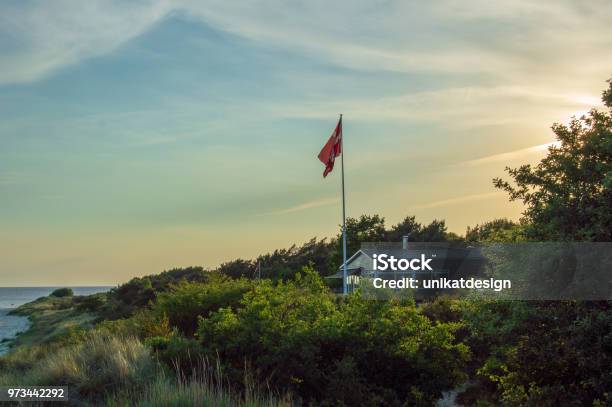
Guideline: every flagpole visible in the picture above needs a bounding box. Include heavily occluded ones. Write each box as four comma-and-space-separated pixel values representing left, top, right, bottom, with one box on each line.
340, 114, 348, 295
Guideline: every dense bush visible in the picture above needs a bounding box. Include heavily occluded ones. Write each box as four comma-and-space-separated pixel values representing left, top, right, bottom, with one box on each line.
103, 277, 156, 318
420, 297, 465, 324
147, 334, 204, 373
456, 301, 612, 406
481, 303, 611, 406
97, 309, 173, 340
74, 293, 107, 312
3, 263, 609, 407
465, 218, 524, 242
103, 268, 233, 319
197, 267, 469, 406
155, 275, 254, 336
50, 287, 74, 297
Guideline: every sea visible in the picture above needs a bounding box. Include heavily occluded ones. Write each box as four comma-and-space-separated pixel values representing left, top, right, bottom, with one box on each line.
0, 286, 111, 355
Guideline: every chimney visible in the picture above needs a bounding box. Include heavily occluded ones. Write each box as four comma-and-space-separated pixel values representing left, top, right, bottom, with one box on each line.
402, 235, 410, 250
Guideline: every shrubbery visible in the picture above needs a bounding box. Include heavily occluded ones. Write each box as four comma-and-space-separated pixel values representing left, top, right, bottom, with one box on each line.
50, 287, 73, 297
96, 309, 173, 340
197, 267, 469, 406
3, 265, 610, 406
74, 292, 106, 312
478, 303, 611, 406
449, 301, 612, 406
154, 274, 254, 336
147, 335, 204, 373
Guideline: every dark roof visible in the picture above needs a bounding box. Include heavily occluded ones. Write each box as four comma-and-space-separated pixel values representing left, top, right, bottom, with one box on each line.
337, 243, 483, 270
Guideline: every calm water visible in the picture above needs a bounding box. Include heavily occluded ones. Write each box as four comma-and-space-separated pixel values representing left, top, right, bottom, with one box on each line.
0, 286, 111, 355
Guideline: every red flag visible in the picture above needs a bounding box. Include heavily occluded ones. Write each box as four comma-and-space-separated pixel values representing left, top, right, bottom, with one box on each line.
318, 117, 342, 177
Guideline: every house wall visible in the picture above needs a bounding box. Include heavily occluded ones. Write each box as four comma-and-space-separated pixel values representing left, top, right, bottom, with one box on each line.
347, 253, 372, 271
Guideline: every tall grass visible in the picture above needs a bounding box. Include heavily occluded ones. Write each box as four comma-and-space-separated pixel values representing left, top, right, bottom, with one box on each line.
0, 335, 290, 406
107, 363, 291, 407
34, 334, 155, 400
0, 334, 155, 404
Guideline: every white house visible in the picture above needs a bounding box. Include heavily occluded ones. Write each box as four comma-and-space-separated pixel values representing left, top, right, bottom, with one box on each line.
326, 236, 483, 294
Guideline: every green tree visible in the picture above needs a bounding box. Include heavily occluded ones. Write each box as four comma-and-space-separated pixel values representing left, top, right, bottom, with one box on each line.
386, 216, 453, 242
217, 259, 255, 279
493, 78, 612, 241
332, 214, 386, 269
333, 215, 458, 270
465, 218, 524, 242
254, 237, 335, 279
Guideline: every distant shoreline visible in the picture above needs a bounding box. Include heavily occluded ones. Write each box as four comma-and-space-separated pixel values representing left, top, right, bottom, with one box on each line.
0, 287, 111, 355
0, 310, 30, 355
0, 287, 112, 309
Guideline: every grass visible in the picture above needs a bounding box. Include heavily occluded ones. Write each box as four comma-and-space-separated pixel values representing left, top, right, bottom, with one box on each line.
10, 295, 74, 315
0, 333, 290, 407
107, 363, 291, 407
1, 292, 290, 406
8, 295, 98, 348
0, 334, 154, 400
1, 292, 289, 407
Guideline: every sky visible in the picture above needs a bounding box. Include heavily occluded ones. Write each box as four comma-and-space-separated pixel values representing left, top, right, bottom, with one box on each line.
1, 0, 611, 286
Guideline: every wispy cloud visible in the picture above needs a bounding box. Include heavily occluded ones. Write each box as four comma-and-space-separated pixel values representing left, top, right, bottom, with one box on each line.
262, 197, 339, 216
1, 0, 611, 89
0, 0, 172, 84
460, 141, 561, 167
409, 192, 505, 210
262, 85, 603, 129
